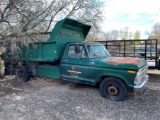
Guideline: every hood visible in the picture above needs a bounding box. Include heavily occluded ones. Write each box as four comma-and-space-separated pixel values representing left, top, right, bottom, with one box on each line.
94, 57, 147, 70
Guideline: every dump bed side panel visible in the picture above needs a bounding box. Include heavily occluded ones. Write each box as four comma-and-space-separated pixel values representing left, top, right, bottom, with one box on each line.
27, 42, 57, 62
41, 43, 57, 61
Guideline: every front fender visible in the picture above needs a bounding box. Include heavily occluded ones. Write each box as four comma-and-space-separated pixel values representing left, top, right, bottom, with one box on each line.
89, 67, 137, 91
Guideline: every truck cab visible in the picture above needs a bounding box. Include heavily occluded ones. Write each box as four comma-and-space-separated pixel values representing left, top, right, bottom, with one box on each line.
61, 42, 112, 84
59, 42, 148, 101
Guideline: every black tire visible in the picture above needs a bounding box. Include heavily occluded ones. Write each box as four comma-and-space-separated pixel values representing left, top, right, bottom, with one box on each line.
100, 77, 127, 101
16, 65, 29, 82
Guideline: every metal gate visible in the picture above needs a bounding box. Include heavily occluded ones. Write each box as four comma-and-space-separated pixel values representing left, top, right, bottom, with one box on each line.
96, 39, 160, 69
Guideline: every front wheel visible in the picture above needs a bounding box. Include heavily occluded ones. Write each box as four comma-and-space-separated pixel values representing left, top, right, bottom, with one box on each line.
100, 77, 127, 101
16, 65, 29, 82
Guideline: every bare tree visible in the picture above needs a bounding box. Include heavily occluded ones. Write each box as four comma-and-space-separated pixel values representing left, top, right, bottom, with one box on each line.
0, 0, 104, 47
119, 27, 130, 40
149, 22, 160, 44
103, 30, 119, 40
151, 23, 160, 35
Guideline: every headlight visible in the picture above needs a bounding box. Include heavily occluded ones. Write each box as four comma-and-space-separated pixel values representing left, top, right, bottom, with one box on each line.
134, 71, 140, 85
134, 65, 148, 85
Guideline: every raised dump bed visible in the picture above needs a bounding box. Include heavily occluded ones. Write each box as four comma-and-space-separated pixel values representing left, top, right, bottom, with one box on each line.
16, 18, 91, 62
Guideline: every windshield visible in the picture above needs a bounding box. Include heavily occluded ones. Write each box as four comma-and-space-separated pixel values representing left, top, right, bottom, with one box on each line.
86, 44, 111, 58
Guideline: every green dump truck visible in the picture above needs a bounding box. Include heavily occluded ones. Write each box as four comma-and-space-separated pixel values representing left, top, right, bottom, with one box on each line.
5, 18, 148, 101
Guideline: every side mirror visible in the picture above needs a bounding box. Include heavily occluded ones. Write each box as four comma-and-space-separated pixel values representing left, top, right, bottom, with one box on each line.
74, 44, 80, 54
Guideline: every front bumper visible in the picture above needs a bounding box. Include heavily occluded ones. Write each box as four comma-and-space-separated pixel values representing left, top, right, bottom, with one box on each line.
133, 74, 149, 91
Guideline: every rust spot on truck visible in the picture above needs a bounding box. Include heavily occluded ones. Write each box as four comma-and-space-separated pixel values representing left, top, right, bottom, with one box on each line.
107, 57, 140, 66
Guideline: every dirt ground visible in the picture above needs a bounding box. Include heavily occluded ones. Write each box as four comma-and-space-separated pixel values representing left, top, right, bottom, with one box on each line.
0, 70, 160, 120
0, 70, 159, 98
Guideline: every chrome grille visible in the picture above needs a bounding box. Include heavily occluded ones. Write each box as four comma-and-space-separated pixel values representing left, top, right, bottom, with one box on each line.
138, 65, 148, 83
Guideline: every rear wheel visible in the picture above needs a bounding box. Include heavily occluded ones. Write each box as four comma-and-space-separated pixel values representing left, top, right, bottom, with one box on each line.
100, 77, 127, 101
16, 65, 29, 82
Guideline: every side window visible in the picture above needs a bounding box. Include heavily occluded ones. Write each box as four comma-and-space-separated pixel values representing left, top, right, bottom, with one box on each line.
67, 45, 86, 58
81, 46, 86, 58
87, 45, 96, 58
67, 46, 76, 58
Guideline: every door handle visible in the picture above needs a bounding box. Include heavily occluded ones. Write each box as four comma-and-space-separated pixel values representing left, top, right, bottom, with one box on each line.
64, 60, 68, 62
90, 62, 95, 65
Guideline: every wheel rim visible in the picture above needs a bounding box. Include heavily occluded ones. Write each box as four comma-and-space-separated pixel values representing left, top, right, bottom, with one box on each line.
107, 85, 119, 96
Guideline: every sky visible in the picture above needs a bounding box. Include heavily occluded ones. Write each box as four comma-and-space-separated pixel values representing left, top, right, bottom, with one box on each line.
102, 0, 160, 39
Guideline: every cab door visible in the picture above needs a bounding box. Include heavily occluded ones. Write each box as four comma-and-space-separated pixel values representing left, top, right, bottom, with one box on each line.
60, 44, 89, 82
